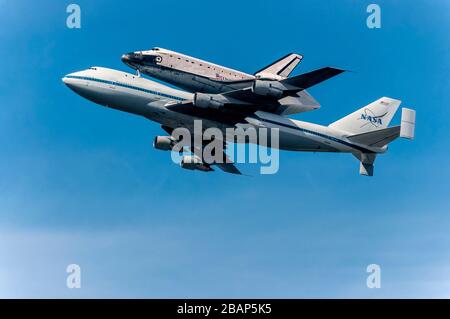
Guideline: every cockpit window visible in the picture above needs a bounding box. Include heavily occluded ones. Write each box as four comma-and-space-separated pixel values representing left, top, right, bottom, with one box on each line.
127, 52, 143, 60
142, 55, 160, 63
89, 67, 97, 70
151, 47, 160, 51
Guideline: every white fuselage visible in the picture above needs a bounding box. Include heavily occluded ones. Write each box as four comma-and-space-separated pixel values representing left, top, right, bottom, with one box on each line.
62, 67, 383, 155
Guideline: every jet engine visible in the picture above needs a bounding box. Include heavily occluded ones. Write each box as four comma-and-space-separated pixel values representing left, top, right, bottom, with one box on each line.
193, 93, 225, 109
251, 80, 285, 98
153, 136, 176, 151
180, 155, 213, 172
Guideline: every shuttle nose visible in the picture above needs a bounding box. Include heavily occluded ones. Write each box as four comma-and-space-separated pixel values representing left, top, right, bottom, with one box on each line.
121, 52, 138, 62
121, 54, 130, 63
121, 52, 144, 65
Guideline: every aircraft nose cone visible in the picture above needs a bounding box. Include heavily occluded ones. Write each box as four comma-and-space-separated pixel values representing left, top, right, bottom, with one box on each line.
62, 73, 79, 91
62, 73, 75, 86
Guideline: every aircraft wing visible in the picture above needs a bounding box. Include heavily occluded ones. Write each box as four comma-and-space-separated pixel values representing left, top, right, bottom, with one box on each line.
166, 67, 344, 120
215, 162, 242, 175
190, 143, 242, 175
160, 124, 242, 175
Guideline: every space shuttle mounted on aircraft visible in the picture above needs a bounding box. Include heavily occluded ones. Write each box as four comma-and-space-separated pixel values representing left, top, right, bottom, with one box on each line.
121, 47, 344, 117
63, 48, 415, 176
121, 47, 304, 94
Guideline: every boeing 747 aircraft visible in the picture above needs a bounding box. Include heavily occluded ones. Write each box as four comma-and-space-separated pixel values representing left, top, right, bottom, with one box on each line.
63, 66, 415, 176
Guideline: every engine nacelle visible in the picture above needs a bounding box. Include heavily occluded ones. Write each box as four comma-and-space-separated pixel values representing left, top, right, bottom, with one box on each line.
193, 93, 225, 109
252, 80, 285, 98
180, 155, 213, 172
153, 136, 175, 151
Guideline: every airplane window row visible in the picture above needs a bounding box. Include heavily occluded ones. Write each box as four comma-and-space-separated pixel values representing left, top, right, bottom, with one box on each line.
65, 76, 184, 101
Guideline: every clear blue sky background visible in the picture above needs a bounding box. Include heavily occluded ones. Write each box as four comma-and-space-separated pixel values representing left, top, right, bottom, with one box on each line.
0, 0, 449, 298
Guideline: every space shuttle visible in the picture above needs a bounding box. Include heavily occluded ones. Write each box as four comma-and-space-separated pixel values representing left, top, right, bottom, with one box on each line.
121, 47, 303, 94
120, 47, 339, 116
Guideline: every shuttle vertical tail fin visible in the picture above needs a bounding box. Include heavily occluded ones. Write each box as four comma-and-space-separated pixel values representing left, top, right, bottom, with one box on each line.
254, 53, 302, 79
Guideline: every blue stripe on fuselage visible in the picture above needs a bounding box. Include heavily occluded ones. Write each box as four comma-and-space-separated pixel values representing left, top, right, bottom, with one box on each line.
254, 117, 375, 154
65, 75, 186, 101
66, 75, 373, 154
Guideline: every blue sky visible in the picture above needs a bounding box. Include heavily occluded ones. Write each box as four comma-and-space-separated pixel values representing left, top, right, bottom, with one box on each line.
0, 0, 449, 298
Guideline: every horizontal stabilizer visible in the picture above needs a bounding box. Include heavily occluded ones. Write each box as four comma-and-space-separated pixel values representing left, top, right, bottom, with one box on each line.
347, 126, 400, 147
281, 67, 345, 90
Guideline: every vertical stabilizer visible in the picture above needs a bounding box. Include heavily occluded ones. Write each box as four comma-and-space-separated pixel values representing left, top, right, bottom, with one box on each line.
329, 97, 401, 135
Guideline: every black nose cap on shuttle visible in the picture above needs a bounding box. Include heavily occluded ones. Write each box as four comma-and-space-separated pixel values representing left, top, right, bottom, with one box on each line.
121, 53, 132, 63
121, 52, 143, 64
